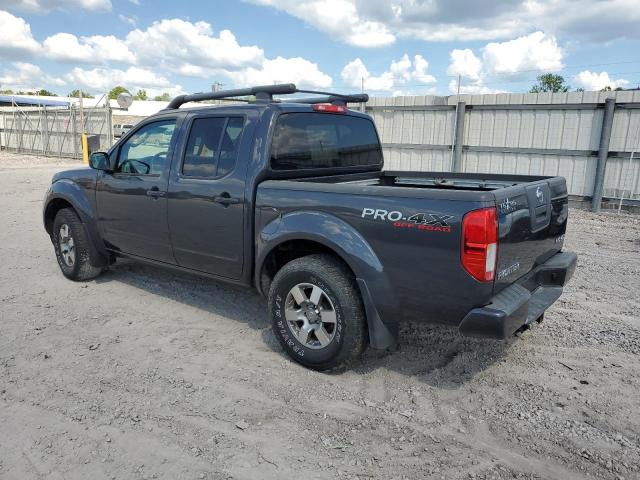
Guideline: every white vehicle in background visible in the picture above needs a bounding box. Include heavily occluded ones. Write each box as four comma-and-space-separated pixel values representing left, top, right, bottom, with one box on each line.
113, 124, 134, 138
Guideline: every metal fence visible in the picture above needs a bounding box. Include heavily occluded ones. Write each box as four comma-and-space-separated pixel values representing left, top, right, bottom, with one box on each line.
366, 90, 640, 207
0, 106, 113, 159
3, 93, 639, 208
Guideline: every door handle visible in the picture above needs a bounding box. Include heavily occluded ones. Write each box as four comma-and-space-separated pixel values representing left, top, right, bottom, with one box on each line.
213, 193, 241, 206
146, 187, 166, 198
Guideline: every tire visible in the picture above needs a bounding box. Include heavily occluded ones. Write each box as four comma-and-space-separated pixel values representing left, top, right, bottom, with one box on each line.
52, 208, 103, 281
268, 254, 367, 371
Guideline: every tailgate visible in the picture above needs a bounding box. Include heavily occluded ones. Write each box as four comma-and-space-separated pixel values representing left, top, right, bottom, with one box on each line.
492, 177, 569, 293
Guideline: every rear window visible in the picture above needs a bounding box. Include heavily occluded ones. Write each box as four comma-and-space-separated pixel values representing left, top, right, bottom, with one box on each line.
270, 113, 382, 171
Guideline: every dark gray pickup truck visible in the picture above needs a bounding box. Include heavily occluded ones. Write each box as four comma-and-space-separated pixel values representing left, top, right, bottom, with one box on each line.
43, 84, 577, 370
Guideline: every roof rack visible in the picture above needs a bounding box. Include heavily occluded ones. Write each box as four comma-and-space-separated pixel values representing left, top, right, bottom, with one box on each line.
166, 83, 368, 109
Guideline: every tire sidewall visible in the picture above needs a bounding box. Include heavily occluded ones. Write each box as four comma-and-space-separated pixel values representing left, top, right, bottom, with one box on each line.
52, 212, 80, 279
270, 268, 346, 366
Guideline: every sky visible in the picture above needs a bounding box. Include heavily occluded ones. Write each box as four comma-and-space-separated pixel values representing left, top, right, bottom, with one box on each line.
0, 0, 639, 99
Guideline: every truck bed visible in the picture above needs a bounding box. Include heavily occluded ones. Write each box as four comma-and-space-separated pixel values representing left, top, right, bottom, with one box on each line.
294, 170, 554, 192
257, 169, 569, 329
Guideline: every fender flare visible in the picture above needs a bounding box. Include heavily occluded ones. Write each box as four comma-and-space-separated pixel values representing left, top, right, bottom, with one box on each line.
44, 179, 110, 268
256, 210, 399, 349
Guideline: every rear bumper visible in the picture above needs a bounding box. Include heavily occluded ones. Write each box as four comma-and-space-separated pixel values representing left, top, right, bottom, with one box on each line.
458, 251, 577, 339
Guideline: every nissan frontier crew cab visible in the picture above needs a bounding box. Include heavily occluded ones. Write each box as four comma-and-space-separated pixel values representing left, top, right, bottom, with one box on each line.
43, 84, 577, 370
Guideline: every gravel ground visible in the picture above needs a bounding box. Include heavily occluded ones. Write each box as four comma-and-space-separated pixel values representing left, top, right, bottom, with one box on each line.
1, 152, 639, 480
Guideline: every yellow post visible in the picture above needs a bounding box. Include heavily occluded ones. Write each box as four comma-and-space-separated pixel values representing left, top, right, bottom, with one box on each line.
81, 133, 89, 164
79, 90, 87, 164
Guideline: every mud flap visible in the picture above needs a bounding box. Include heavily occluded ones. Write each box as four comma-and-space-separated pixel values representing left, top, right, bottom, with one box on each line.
357, 278, 398, 350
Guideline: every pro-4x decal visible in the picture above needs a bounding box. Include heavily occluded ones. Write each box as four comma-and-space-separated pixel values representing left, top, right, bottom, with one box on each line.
361, 208, 454, 233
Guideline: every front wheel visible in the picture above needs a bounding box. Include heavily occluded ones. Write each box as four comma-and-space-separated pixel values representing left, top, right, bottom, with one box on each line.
268, 254, 367, 371
52, 208, 103, 281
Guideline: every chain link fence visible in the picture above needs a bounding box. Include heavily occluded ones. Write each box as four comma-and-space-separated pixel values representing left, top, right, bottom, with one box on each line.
0, 106, 113, 159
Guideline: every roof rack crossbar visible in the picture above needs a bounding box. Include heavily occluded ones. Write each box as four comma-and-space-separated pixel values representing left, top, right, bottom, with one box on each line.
166, 83, 368, 109
167, 83, 297, 109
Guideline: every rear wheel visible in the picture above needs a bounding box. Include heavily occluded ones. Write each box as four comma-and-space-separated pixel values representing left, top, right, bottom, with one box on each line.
52, 208, 103, 281
268, 254, 367, 370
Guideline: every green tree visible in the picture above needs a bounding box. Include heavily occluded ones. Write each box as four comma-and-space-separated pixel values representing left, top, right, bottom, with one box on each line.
134, 89, 148, 100
154, 92, 171, 101
529, 74, 570, 93
0, 89, 14, 94
108, 86, 130, 100
600, 86, 624, 92
36, 89, 58, 96
68, 89, 94, 98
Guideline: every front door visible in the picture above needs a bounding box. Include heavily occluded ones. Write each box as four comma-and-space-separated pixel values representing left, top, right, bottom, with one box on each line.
167, 115, 246, 279
96, 118, 178, 263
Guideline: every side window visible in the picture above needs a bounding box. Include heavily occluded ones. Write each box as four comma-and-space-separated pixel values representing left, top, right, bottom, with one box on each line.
182, 118, 226, 177
182, 116, 244, 178
218, 117, 244, 177
117, 120, 176, 175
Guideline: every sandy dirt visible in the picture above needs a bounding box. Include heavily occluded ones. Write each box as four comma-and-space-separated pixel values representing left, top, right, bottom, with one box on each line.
1, 152, 639, 480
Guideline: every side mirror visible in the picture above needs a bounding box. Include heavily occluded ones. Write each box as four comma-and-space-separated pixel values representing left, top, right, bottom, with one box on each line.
89, 151, 111, 171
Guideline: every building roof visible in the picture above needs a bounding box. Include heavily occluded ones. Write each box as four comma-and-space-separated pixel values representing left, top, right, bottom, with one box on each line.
0, 95, 71, 107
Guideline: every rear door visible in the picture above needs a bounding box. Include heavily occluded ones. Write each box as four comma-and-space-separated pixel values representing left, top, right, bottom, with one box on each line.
167, 114, 247, 279
492, 177, 569, 291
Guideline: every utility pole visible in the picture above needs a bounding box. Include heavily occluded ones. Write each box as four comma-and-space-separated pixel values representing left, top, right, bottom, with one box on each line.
212, 82, 223, 104
361, 76, 366, 113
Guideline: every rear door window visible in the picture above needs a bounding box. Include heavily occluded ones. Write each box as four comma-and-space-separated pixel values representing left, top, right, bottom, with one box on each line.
270, 113, 382, 171
182, 116, 244, 178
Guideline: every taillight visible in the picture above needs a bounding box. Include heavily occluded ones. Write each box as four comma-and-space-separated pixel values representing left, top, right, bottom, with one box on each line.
461, 207, 498, 282
312, 104, 347, 114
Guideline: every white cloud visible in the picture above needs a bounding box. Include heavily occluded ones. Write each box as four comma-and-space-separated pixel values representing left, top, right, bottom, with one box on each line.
341, 54, 435, 93
126, 19, 265, 73
445, 32, 564, 94
0, 62, 66, 90
124, 18, 333, 89
249, 0, 395, 47
447, 79, 504, 95
44, 32, 135, 64
483, 31, 563, 76
118, 14, 136, 27
575, 71, 629, 91
342, 58, 392, 91
0, 10, 40, 58
226, 56, 332, 89
246, 0, 640, 45
0, 12, 334, 93
0, 0, 111, 12
65, 66, 180, 94
447, 49, 482, 82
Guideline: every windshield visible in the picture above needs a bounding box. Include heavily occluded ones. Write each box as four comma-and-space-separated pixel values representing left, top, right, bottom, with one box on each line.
270, 113, 382, 171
